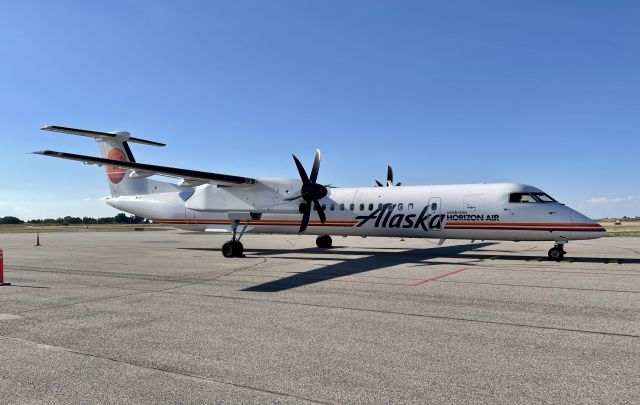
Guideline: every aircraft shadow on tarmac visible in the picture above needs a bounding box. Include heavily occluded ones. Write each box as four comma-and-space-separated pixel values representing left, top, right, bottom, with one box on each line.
241, 242, 495, 292
179, 243, 640, 292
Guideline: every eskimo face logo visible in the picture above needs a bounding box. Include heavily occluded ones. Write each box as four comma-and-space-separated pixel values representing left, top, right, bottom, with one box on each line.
106, 148, 127, 184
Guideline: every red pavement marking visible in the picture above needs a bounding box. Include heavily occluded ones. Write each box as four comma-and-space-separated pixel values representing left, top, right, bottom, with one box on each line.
411, 267, 472, 287
476, 267, 637, 277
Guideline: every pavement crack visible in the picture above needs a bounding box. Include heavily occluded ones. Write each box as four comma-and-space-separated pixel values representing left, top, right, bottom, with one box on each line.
0, 335, 328, 404
18, 290, 156, 315
159, 257, 268, 291
160, 291, 640, 339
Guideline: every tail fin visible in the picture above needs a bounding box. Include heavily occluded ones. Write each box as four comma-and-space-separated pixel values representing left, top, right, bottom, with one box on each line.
41, 125, 164, 197
98, 133, 151, 196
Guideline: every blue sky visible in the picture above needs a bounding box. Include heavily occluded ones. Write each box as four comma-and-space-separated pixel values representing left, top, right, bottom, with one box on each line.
1, 0, 638, 219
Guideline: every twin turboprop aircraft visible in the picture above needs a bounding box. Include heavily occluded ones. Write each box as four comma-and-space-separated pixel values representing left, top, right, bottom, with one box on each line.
34, 125, 607, 260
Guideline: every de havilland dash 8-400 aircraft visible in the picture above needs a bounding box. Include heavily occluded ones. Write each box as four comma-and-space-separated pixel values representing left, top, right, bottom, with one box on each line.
34, 125, 607, 260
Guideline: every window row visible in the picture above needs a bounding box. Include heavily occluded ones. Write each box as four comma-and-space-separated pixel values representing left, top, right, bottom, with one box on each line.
312, 202, 415, 212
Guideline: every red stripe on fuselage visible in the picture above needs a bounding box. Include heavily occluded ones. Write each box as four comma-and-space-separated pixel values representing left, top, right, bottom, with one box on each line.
445, 223, 605, 232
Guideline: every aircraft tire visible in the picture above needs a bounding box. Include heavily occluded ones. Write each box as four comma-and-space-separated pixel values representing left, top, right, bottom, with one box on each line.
548, 247, 564, 261
222, 242, 235, 258
233, 241, 244, 257
316, 235, 332, 248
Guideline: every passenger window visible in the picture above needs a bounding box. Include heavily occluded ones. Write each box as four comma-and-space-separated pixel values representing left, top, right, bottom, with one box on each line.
398, 203, 403, 211
368, 203, 374, 211
330, 204, 335, 211
378, 203, 383, 210
339, 203, 345, 211
322, 204, 327, 210
509, 193, 537, 203
408, 203, 414, 211
359, 203, 364, 211
349, 203, 355, 211
431, 202, 438, 211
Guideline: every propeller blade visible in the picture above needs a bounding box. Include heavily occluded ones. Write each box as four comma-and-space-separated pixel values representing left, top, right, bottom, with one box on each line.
292, 154, 310, 184
313, 199, 326, 223
309, 149, 321, 183
396, 182, 402, 186
299, 202, 312, 233
375, 180, 384, 187
387, 165, 393, 186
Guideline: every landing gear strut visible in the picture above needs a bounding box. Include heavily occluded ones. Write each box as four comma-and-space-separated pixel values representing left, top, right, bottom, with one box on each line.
548, 243, 567, 261
222, 219, 249, 258
316, 235, 332, 248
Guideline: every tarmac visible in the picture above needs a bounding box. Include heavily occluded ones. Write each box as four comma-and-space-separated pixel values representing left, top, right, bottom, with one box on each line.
0, 230, 639, 404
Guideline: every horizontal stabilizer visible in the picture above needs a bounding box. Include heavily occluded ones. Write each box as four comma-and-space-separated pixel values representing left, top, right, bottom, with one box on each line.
41, 125, 166, 147
33, 150, 256, 186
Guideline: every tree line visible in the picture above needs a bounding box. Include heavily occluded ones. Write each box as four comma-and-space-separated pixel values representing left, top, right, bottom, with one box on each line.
0, 214, 148, 225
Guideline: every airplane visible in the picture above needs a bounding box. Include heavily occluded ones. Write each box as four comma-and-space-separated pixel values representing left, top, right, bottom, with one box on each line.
33, 125, 607, 260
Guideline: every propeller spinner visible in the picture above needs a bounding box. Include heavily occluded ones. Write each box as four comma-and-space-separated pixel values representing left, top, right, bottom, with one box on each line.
285, 150, 328, 233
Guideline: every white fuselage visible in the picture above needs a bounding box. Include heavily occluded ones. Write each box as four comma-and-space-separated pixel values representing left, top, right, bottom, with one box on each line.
106, 180, 606, 242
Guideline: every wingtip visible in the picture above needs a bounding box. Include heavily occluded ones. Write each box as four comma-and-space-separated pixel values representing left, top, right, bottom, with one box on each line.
31, 150, 59, 156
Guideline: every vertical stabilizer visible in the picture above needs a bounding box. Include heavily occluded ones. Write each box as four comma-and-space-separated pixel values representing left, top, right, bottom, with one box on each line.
97, 133, 150, 197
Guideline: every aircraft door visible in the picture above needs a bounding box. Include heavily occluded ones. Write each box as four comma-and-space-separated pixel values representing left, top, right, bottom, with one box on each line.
350, 190, 361, 218
428, 197, 442, 231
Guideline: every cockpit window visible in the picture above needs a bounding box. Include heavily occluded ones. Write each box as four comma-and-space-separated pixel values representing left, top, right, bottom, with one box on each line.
509, 193, 537, 203
509, 192, 557, 203
532, 192, 556, 202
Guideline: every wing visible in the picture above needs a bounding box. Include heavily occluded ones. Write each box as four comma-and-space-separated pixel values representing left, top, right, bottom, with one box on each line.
33, 150, 256, 186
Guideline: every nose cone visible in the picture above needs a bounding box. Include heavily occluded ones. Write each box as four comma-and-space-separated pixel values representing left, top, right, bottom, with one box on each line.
570, 209, 608, 239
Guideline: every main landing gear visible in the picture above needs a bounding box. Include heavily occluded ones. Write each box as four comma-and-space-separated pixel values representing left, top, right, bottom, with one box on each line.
548, 242, 567, 261
316, 235, 332, 248
222, 219, 249, 258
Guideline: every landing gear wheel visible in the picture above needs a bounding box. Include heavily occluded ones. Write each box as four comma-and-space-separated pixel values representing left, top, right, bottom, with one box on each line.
316, 235, 333, 248
233, 241, 244, 257
222, 242, 235, 258
548, 247, 565, 261
222, 241, 244, 258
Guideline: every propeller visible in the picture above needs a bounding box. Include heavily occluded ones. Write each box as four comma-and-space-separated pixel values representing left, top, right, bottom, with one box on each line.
376, 164, 401, 187
285, 149, 328, 233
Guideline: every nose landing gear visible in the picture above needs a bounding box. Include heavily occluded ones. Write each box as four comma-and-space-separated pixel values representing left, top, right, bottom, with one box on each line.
548, 243, 567, 261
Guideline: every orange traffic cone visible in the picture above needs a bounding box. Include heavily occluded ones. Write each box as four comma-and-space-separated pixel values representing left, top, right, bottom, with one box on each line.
0, 248, 10, 286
